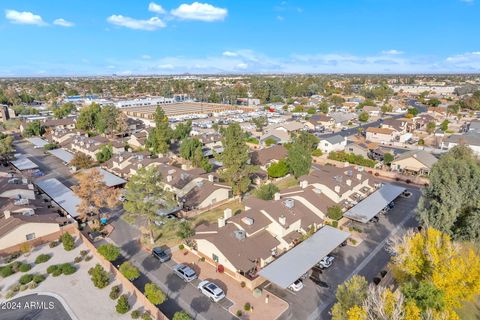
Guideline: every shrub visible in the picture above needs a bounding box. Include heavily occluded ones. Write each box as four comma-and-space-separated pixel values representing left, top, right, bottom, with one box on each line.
9, 283, 21, 292
19, 263, 32, 273
178, 244, 185, 250
109, 285, 121, 300
35, 254, 51, 264
5, 290, 17, 299
47, 265, 59, 274
327, 151, 376, 168
0, 265, 14, 278
131, 309, 142, 319
244, 302, 251, 311
80, 250, 89, 257
97, 244, 120, 262
240, 281, 246, 288
331, 220, 339, 228
142, 313, 152, 320
85, 255, 93, 261
52, 269, 63, 277
119, 261, 140, 281
19, 284, 28, 291
29, 282, 38, 289
254, 183, 280, 200
267, 160, 290, 178
11, 261, 22, 272
311, 149, 323, 157
173, 311, 192, 320
144, 283, 166, 305
19, 274, 33, 285
61, 263, 77, 275
326, 205, 343, 221
5, 253, 20, 263
88, 264, 110, 288
115, 294, 130, 314
33, 274, 45, 283
60, 233, 75, 251
74, 256, 83, 263
49, 241, 59, 248
236, 310, 243, 317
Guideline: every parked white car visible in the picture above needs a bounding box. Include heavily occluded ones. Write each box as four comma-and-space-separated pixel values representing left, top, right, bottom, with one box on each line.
317, 255, 335, 269
197, 281, 226, 302
288, 279, 304, 292
173, 264, 197, 282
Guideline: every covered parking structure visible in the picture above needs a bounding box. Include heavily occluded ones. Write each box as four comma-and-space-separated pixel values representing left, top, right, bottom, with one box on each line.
343, 183, 406, 223
82, 168, 126, 187
26, 137, 49, 148
36, 178, 81, 219
10, 156, 38, 171
48, 148, 74, 164
258, 226, 350, 289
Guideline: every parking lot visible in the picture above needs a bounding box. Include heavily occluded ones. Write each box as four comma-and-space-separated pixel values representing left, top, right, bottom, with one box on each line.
268, 184, 421, 320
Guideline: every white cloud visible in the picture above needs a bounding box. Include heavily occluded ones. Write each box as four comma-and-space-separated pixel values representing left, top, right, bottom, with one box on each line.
236, 63, 248, 69
5, 9, 46, 26
171, 2, 227, 22
157, 64, 175, 69
141, 54, 152, 60
148, 2, 166, 14
107, 15, 166, 31
277, 15, 285, 21
381, 49, 404, 55
53, 18, 74, 27
460, 0, 474, 3
222, 51, 238, 57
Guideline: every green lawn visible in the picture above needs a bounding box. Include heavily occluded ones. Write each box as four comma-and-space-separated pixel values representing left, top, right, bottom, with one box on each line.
457, 296, 480, 320
273, 176, 298, 190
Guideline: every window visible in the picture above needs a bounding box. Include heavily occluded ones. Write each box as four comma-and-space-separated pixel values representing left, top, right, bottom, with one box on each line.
26, 233, 36, 241
212, 254, 219, 263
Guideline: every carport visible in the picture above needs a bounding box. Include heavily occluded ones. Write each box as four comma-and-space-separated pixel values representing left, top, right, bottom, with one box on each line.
258, 226, 350, 289
343, 184, 406, 223
26, 137, 49, 148
48, 148, 74, 164
36, 178, 81, 218
10, 157, 38, 171
82, 168, 126, 187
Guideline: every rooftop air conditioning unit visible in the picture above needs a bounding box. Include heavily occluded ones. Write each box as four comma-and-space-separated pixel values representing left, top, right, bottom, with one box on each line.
22, 209, 35, 216
234, 230, 246, 240
313, 188, 322, 194
14, 199, 29, 205
241, 217, 254, 226
284, 198, 295, 209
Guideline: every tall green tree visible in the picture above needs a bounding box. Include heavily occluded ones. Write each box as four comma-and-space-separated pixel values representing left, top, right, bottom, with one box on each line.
293, 131, 319, 152
417, 145, 480, 242
76, 103, 101, 131
216, 123, 256, 195
123, 167, 176, 244
146, 107, 172, 155
173, 120, 192, 140
331, 275, 368, 320
286, 143, 312, 178
96, 144, 113, 163
23, 120, 45, 137
0, 133, 14, 164
96, 105, 119, 135
252, 116, 268, 132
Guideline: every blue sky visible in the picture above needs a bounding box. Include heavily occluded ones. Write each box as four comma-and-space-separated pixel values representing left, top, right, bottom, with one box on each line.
1, 0, 479, 76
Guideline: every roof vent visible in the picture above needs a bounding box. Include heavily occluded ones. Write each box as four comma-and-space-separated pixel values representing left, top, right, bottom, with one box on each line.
168, 169, 176, 175
234, 230, 246, 240
180, 173, 189, 180
14, 199, 29, 205
22, 208, 35, 216
284, 198, 295, 209
313, 188, 322, 194
196, 180, 204, 188
241, 217, 254, 226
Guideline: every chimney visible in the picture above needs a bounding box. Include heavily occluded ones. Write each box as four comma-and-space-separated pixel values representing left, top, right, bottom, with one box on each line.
208, 174, 214, 182
166, 175, 173, 182
274, 192, 281, 201
356, 173, 362, 180
28, 184, 34, 190
279, 215, 286, 226
334, 185, 341, 193
346, 179, 352, 186
4, 210, 11, 219
300, 180, 308, 189
218, 217, 226, 228
224, 208, 232, 220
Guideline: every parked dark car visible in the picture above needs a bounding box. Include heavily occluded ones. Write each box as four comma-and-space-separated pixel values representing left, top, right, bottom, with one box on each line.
152, 247, 171, 262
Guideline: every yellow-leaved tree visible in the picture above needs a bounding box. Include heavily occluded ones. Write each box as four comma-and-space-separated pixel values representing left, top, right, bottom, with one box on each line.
389, 227, 480, 317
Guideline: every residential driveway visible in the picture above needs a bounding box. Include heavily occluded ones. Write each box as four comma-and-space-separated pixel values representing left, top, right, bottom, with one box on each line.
109, 238, 236, 320
0, 293, 72, 320
269, 185, 421, 320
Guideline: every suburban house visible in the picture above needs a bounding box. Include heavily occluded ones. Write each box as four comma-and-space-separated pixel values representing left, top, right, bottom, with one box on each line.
329, 112, 357, 128
345, 142, 387, 161
441, 132, 480, 155
190, 164, 378, 288
390, 150, 438, 175
362, 106, 381, 117
250, 145, 288, 170
306, 115, 335, 131
42, 118, 76, 131
318, 135, 347, 154
127, 129, 149, 148
0, 168, 75, 251
260, 129, 290, 146
366, 127, 397, 143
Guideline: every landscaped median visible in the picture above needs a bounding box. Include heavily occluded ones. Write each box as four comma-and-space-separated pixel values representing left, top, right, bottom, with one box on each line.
171, 246, 289, 320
